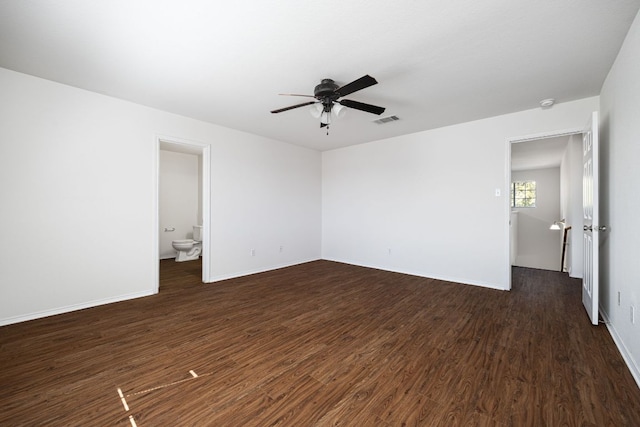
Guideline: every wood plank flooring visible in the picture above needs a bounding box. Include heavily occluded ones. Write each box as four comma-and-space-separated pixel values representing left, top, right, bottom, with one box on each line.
1, 260, 639, 426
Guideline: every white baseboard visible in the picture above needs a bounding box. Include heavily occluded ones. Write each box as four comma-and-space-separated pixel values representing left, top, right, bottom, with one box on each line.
0, 290, 156, 327
321, 258, 508, 291
600, 308, 640, 389
209, 258, 320, 283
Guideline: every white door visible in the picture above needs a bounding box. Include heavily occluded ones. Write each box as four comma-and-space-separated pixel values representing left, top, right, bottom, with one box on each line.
582, 111, 600, 325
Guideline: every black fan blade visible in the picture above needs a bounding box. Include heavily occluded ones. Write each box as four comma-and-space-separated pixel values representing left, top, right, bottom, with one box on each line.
271, 101, 316, 114
279, 93, 315, 98
339, 99, 386, 115
336, 75, 378, 97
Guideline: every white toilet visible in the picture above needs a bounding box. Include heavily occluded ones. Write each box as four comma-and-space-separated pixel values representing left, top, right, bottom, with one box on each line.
171, 225, 202, 262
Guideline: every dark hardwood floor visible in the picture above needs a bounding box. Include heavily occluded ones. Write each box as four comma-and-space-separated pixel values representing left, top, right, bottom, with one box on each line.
1, 260, 639, 426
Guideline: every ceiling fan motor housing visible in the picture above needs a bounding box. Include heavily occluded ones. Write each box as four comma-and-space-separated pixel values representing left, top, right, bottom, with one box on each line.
314, 79, 339, 98
315, 79, 340, 111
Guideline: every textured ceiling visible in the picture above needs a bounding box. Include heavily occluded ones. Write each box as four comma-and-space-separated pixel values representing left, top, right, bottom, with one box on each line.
1, 0, 639, 151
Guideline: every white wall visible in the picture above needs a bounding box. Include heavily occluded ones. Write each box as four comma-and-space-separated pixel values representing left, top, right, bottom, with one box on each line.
512, 167, 561, 271
209, 132, 321, 280
323, 96, 599, 290
0, 67, 321, 325
559, 134, 584, 278
159, 150, 200, 259
599, 10, 640, 386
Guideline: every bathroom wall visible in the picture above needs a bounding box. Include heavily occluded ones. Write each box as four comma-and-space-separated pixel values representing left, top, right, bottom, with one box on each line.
512, 167, 562, 271
159, 150, 200, 259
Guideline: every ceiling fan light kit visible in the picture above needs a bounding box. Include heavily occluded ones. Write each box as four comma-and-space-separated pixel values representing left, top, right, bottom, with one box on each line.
310, 103, 323, 118
271, 75, 386, 134
332, 103, 346, 119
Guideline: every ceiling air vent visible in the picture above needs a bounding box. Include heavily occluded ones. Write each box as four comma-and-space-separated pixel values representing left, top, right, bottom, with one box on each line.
373, 115, 400, 124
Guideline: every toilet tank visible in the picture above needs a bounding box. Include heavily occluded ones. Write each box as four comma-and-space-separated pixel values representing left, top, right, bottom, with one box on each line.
193, 225, 203, 242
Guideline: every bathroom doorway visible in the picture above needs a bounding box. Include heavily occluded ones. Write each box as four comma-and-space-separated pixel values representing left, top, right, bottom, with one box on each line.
156, 136, 211, 291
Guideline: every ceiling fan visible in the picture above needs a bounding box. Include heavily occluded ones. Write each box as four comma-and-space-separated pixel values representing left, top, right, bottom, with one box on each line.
270, 75, 386, 129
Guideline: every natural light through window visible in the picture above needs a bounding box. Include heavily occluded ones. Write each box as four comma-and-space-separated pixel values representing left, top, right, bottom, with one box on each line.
511, 181, 536, 207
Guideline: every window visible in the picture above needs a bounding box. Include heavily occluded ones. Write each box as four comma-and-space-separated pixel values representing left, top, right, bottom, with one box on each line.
511, 181, 536, 207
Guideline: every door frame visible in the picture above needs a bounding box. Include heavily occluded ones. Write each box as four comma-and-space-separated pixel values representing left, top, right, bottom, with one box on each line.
505, 127, 582, 290
153, 135, 211, 291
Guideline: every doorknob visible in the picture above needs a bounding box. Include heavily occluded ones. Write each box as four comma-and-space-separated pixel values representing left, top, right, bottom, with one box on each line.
584, 225, 607, 232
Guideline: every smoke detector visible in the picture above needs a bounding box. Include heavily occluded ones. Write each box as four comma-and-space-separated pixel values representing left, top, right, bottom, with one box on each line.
540, 98, 555, 109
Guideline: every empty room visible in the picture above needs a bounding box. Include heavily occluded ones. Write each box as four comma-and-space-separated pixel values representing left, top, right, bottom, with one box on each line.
1, 1, 640, 425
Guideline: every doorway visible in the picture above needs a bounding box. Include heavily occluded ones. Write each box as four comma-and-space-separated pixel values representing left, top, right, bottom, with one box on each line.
506, 128, 582, 290
155, 136, 211, 291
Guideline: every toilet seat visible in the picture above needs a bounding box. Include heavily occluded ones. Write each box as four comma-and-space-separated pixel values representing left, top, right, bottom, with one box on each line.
171, 239, 201, 262
172, 239, 195, 248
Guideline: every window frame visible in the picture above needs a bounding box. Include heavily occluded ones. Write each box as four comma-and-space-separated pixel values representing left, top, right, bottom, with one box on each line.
511, 180, 537, 208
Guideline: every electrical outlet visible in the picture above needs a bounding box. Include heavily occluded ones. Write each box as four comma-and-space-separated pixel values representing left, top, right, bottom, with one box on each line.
279, 246, 283, 253
632, 306, 636, 324
251, 249, 255, 257
388, 248, 392, 255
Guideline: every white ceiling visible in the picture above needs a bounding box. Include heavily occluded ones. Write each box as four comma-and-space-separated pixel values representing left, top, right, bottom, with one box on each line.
1, 1, 638, 151
511, 135, 572, 171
